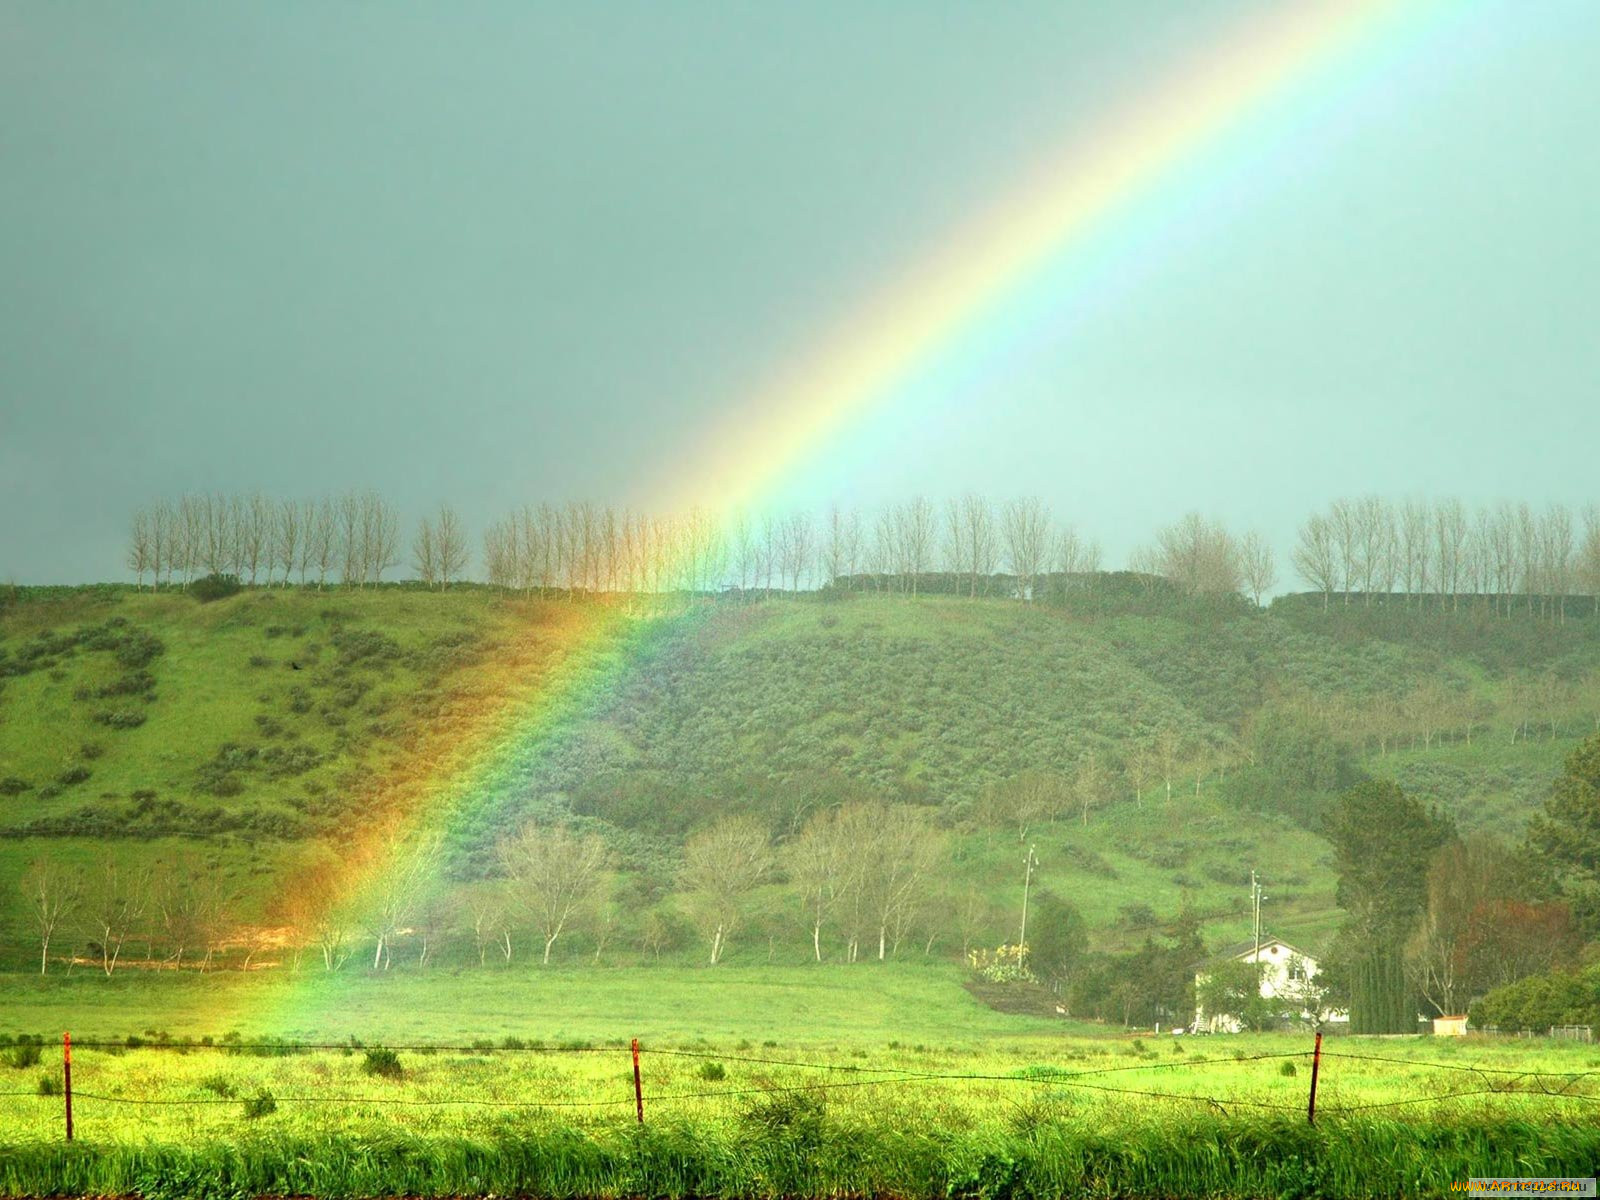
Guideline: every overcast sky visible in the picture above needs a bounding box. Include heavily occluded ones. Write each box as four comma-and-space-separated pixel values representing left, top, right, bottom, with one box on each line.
2, 1, 1597, 584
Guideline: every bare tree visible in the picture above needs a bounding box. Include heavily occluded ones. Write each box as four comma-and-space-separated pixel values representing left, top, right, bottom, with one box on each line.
980, 771, 1066, 842
1398, 498, 1431, 604
149, 499, 174, 587
412, 514, 439, 588
483, 519, 512, 588
732, 513, 758, 593
176, 494, 203, 585
497, 822, 610, 964
237, 493, 272, 584
681, 816, 772, 965
154, 859, 206, 970
1152, 512, 1241, 595
22, 857, 79, 975
197, 493, 231, 577
870, 509, 897, 593
1352, 495, 1393, 603
943, 494, 999, 598
898, 497, 936, 594
1154, 726, 1185, 802
1539, 503, 1574, 622
1292, 513, 1338, 609
86, 857, 150, 976
1515, 502, 1539, 615
466, 889, 513, 967
1434, 498, 1469, 610
777, 511, 814, 592
1073, 751, 1111, 826
1580, 504, 1600, 616
362, 828, 443, 970
365, 492, 402, 584
1239, 530, 1276, 606
821, 505, 849, 590
154, 860, 236, 972
789, 807, 852, 961
127, 509, 154, 589
274, 498, 302, 586
1327, 498, 1357, 603
338, 492, 364, 585
846, 803, 943, 960
1001, 497, 1050, 601
1055, 524, 1098, 584
1126, 745, 1157, 809
305, 498, 336, 588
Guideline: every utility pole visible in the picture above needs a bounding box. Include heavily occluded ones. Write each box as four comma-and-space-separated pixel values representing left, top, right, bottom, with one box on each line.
1018, 844, 1038, 967
1251, 871, 1266, 986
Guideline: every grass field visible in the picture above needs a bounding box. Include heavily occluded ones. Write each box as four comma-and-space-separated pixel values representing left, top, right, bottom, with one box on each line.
0, 961, 1077, 1045
3, 1024, 1597, 1198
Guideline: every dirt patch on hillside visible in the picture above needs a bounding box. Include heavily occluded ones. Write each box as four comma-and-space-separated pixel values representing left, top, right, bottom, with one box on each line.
963, 977, 1066, 1018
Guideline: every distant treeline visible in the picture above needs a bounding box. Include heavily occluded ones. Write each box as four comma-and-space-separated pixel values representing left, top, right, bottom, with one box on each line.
118, 492, 1600, 615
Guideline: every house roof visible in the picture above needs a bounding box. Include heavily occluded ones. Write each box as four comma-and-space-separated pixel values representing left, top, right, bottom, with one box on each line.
1209, 936, 1311, 963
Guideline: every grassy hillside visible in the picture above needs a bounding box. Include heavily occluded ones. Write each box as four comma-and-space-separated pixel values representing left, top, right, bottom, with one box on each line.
2, 584, 1596, 974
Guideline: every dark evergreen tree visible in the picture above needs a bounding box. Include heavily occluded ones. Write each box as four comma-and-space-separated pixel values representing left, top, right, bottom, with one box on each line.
1324, 779, 1452, 1032
1028, 891, 1088, 1000
1526, 734, 1600, 937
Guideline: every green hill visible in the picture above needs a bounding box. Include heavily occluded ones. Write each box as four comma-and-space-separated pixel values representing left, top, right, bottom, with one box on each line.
2, 583, 1597, 976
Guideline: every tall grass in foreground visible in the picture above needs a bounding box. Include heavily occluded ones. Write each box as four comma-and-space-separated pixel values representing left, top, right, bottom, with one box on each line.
2, 1113, 1595, 1199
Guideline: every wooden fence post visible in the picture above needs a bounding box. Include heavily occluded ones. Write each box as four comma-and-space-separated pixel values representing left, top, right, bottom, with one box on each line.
63, 1031, 73, 1142
631, 1037, 644, 1124
1307, 1030, 1322, 1125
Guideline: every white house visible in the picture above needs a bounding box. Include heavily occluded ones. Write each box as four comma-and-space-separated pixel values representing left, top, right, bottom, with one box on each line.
1193, 936, 1349, 1033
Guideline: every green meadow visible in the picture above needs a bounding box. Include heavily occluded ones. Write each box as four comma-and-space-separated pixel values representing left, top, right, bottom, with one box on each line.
3, 1019, 1597, 1198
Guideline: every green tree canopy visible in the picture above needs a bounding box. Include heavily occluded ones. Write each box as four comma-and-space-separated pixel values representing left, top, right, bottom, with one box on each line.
1526, 734, 1600, 936
1325, 779, 1452, 1032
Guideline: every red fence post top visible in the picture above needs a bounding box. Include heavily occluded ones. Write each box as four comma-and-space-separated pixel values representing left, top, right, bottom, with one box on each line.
63, 1032, 70, 1063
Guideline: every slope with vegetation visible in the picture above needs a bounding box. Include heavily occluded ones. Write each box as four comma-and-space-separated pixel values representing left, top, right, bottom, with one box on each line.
2, 579, 1597, 1028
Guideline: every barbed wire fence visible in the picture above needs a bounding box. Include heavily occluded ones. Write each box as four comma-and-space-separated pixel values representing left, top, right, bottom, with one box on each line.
4, 1032, 1598, 1141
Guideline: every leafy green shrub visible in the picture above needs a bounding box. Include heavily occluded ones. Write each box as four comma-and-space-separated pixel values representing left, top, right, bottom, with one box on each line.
241, 1088, 277, 1119
191, 574, 243, 603
363, 1047, 403, 1079
204, 774, 244, 798
94, 709, 147, 729
94, 671, 156, 698
696, 1061, 727, 1082
1280, 1060, 1298, 1076
199, 1074, 236, 1098
741, 1088, 827, 1149
0, 777, 32, 796
79, 742, 105, 760
37, 1074, 60, 1096
57, 764, 92, 786
5, 1043, 42, 1069
112, 631, 164, 669
331, 629, 402, 667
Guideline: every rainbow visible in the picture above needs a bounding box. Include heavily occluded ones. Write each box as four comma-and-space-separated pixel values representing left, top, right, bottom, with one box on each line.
663, 0, 1444, 519
258, 0, 1448, 1034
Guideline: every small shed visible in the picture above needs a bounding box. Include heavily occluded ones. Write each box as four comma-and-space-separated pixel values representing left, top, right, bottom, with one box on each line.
1432, 1014, 1469, 1037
